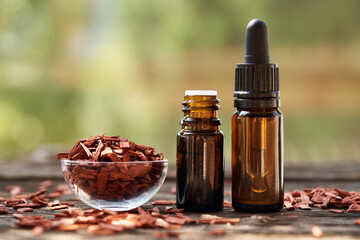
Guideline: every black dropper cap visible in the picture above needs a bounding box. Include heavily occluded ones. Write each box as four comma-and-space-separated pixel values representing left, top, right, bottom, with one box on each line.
244, 19, 270, 64
234, 19, 280, 108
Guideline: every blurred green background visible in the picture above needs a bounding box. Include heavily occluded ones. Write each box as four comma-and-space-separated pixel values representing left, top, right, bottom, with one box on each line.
0, 0, 359, 164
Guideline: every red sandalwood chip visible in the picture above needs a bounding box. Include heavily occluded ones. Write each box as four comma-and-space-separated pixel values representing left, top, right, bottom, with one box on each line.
164, 207, 184, 214
284, 202, 295, 211
329, 209, 344, 213
0, 206, 8, 214
28, 189, 47, 199
335, 189, 351, 198
299, 191, 311, 210
32, 198, 48, 206
13, 203, 42, 210
17, 208, 34, 213
152, 200, 176, 205
198, 214, 240, 224
321, 195, 332, 209
174, 213, 196, 224
49, 205, 69, 210
168, 232, 180, 238
223, 200, 232, 207
347, 203, 360, 213
211, 229, 226, 236
164, 216, 187, 225
58, 224, 81, 231
6, 199, 26, 207
12, 213, 23, 219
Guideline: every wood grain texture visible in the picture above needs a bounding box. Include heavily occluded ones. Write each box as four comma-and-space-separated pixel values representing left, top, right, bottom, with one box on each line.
0, 151, 360, 239
0, 178, 360, 239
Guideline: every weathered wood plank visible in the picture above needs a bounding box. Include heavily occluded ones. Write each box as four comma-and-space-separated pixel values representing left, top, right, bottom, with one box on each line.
1, 153, 360, 181
1, 150, 360, 239
1, 179, 360, 239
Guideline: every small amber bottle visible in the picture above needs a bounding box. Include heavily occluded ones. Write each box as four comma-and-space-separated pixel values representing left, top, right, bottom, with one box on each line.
232, 19, 284, 212
177, 90, 224, 212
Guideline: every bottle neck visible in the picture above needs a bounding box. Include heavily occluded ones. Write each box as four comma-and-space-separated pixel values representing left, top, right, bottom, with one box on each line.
181, 94, 221, 131
236, 107, 278, 112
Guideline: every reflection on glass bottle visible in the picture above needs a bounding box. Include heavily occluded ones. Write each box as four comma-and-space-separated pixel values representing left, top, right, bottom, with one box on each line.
246, 118, 268, 193
232, 109, 283, 212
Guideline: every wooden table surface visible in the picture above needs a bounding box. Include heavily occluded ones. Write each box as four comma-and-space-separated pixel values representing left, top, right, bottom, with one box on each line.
0, 150, 360, 239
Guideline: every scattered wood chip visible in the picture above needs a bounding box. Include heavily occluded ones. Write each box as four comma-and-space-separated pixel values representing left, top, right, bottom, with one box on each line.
330, 209, 344, 214
198, 214, 240, 224
6, 199, 26, 207
152, 200, 176, 205
0, 206, 8, 214
152, 231, 180, 238
299, 191, 311, 210
164, 216, 187, 225
355, 219, 360, 225
284, 202, 295, 211
49, 205, 69, 210
211, 229, 226, 236
164, 207, 184, 214
285, 187, 360, 212
223, 200, 232, 207
13, 203, 42, 210
347, 203, 360, 213
321, 195, 332, 209
312, 226, 323, 238
32, 197, 48, 206
17, 207, 34, 213
335, 189, 351, 198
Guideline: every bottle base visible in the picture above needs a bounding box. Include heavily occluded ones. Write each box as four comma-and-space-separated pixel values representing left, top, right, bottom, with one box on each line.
232, 201, 283, 213
177, 204, 223, 213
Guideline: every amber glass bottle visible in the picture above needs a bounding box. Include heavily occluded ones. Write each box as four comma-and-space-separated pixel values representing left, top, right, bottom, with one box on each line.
232, 19, 284, 212
177, 90, 224, 212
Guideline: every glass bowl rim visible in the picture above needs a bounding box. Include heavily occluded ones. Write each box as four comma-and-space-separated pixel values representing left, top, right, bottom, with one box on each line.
60, 159, 168, 164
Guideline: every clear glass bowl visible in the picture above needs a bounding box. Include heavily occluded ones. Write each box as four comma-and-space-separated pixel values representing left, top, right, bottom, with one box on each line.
61, 159, 168, 211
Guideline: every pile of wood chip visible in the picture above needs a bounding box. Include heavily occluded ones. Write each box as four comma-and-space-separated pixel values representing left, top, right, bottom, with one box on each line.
56, 133, 164, 162
57, 133, 166, 201
284, 187, 360, 213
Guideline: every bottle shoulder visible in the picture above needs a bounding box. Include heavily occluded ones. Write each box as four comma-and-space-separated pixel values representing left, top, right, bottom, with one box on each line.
178, 129, 223, 136
233, 108, 282, 118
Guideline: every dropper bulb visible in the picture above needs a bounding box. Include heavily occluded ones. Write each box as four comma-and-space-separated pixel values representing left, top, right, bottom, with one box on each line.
244, 19, 270, 64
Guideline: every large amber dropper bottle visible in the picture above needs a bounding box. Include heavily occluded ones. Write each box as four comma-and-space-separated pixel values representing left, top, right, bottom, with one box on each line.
177, 90, 224, 212
232, 19, 284, 212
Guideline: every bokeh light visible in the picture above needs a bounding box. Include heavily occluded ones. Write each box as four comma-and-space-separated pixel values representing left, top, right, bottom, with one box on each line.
0, 0, 359, 164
